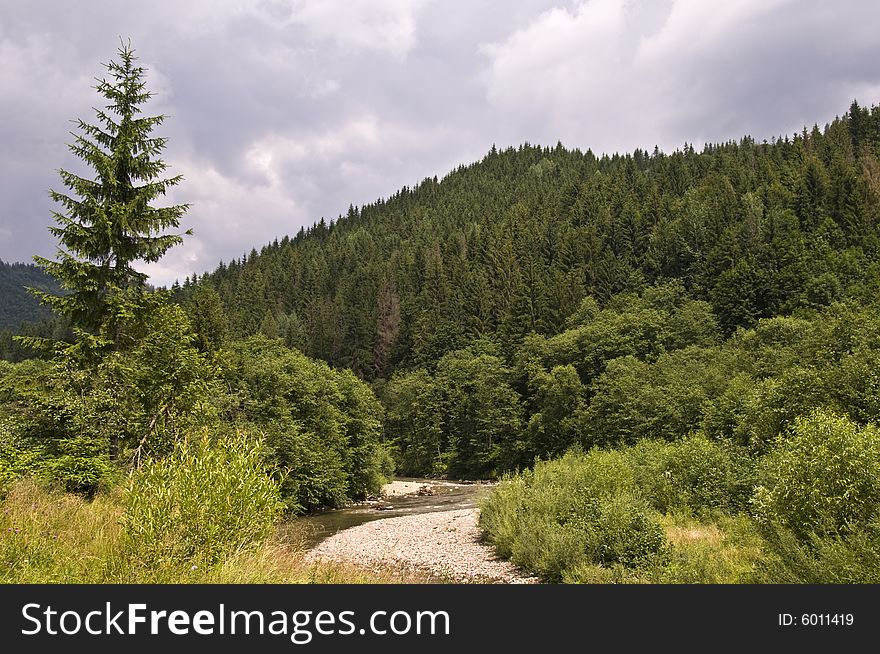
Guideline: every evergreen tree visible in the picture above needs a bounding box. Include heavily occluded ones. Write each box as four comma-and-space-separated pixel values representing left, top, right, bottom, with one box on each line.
33, 42, 189, 341
28, 42, 189, 460
183, 284, 228, 352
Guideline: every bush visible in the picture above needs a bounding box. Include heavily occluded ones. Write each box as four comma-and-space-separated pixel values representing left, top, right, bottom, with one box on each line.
752, 409, 880, 539
628, 435, 754, 514
0, 409, 117, 497
0, 417, 36, 494
258, 419, 348, 513
222, 337, 390, 509
381, 369, 445, 477
751, 409, 880, 583
122, 431, 283, 575
479, 450, 667, 582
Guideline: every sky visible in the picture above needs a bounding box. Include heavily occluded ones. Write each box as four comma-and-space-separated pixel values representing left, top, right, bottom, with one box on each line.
2, 0, 879, 287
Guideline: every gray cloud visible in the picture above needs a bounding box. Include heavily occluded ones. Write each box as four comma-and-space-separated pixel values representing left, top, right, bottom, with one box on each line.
1, 0, 878, 286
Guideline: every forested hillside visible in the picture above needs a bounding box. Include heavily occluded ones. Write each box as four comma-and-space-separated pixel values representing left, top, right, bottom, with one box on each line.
0, 261, 67, 362
0, 261, 57, 330
182, 102, 880, 382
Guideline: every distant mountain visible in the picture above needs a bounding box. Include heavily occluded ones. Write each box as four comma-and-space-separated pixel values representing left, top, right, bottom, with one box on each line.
0, 260, 58, 330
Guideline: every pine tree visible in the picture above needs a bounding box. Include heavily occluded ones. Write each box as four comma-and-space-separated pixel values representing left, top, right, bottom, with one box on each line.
183, 284, 228, 352
27, 42, 190, 461
33, 42, 189, 340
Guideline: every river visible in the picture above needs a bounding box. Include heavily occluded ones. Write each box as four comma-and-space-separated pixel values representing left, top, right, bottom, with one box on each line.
292, 478, 493, 549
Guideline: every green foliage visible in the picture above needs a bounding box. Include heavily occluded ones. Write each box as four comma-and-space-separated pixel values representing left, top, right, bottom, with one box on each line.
0, 416, 41, 493
480, 434, 772, 583
381, 369, 445, 476
221, 336, 389, 510
479, 450, 667, 582
750, 408, 880, 583
435, 345, 523, 478
0, 315, 71, 363
334, 368, 391, 497
525, 364, 585, 460
0, 303, 218, 494
102, 301, 220, 459
0, 359, 118, 494
34, 42, 188, 337
122, 431, 283, 572
54, 300, 218, 462
582, 347, 729, 447
183, 284, 229, 352
0, 260, 58, 332
627, 435, 754, 514
752, 409, 880, 539
535, 283, 721, 388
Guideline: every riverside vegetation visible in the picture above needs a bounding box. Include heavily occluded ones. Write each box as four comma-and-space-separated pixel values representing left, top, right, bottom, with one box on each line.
3, 43, 880, 583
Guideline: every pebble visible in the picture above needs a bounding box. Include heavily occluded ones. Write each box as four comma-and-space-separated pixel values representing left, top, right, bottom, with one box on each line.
307, 508, 538, 584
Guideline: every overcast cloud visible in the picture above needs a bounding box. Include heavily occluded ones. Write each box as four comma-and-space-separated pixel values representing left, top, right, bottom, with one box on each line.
2, 0, 879, 286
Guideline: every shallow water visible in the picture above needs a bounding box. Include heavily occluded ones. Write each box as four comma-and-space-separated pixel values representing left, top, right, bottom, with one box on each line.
292, 478, 492, 549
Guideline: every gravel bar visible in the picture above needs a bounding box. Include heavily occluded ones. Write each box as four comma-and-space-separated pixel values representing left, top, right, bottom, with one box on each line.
307, 508, 538, 584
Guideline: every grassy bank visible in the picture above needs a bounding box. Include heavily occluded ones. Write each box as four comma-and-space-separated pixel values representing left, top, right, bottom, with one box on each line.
0, 429, 433, 585
0, 478, 434, 584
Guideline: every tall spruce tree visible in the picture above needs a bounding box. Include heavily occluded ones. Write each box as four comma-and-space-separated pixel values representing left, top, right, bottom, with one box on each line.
34, 42, 189, 342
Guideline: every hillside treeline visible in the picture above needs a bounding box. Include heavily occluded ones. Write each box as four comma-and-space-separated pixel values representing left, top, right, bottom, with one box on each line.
177, 102, 880, 480
182, 102, 880, 380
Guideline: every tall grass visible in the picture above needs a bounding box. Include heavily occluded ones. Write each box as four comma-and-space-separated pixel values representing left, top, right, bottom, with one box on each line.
122, 431, 283, 579
754, 520, 880, 583
0, 478, 436, 584
0, 432, 432, 584
0, 479, 123, 583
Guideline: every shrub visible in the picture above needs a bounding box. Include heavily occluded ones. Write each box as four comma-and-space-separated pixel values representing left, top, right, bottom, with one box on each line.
751, 409, 880, 583
122, 431, 283, 575
752, 409, 880, 539
627, 434, 754, 514
0, 417, 36, 494
479, 449, 666, 582
222, 337, 390, 508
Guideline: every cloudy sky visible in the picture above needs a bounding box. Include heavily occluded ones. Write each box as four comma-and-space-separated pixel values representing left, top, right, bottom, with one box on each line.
2, 0, 879, 286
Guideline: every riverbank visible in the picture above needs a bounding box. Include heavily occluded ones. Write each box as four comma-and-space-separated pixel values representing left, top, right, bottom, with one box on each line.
306, 507, 538, 584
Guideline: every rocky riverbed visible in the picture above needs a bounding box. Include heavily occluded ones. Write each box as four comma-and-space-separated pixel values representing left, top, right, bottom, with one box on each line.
306, 481, 537, 583
379, 480, 432, 497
